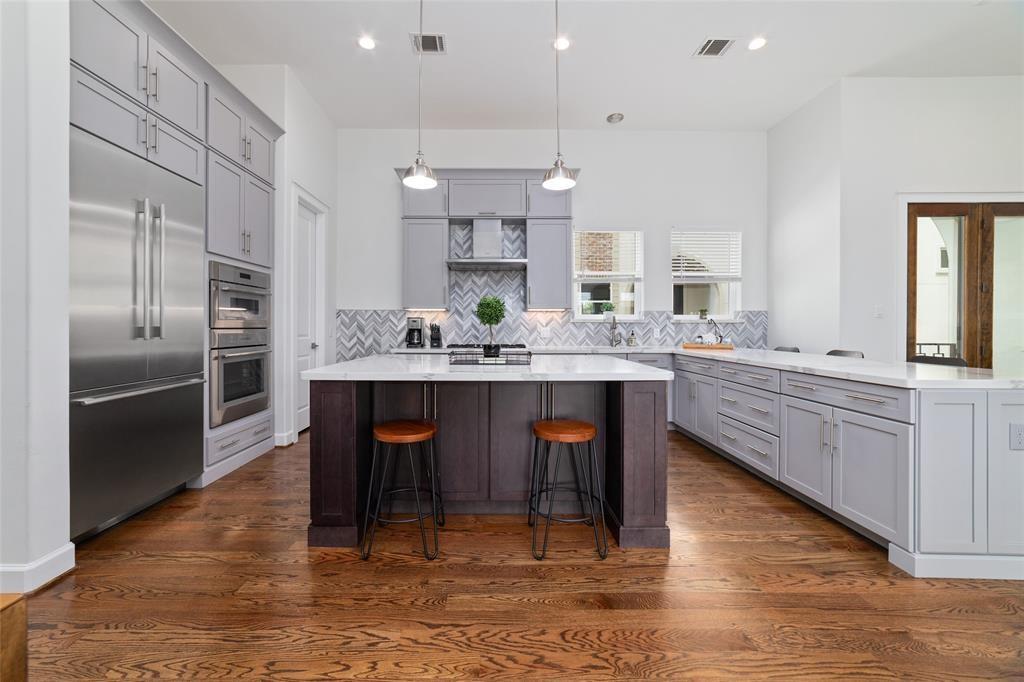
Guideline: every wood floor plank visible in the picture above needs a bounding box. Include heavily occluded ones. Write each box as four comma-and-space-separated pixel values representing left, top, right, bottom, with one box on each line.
26, 431, 1024, 679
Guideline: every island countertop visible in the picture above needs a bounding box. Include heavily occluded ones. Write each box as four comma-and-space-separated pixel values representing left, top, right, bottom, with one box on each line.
301, 353, 674, 382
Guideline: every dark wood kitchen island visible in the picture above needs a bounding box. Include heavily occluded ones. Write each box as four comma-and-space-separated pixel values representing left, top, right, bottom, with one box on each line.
301, 353, 673, 549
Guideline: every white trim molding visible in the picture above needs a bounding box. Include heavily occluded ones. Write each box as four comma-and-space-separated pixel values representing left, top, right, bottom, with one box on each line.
889, 544, 1024, 580
0, 542, 75, 593
188, 437, 274, 489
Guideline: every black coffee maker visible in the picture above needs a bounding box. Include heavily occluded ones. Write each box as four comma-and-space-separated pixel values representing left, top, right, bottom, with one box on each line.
405, 317, 424, 348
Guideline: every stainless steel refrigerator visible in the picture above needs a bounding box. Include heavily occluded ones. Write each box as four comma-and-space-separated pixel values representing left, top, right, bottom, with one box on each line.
69, 126, 204, 540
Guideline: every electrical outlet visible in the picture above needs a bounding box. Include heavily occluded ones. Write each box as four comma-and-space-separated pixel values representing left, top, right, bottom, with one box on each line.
871, 306, 884, 319
539, 326, 552, 340
1010, 423, 1024, 451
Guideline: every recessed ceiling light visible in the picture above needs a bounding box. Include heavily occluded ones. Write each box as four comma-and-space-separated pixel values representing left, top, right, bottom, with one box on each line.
553, 35, 571, 51
606, 112, 624, 124
747, 36, 767, 51
358, 35, 376, 50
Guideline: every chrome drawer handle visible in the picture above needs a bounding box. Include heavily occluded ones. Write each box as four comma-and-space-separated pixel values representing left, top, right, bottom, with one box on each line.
720, 432, 736, 441
747, 373, 771, 381
845, 393, 886, 405
253, 427, 269, 436
721, 396, 737, 403
219, 438, 241, 450
788, 381, 817, 391
747, 444, 769, 457
720, 368, 737, 375
694, 363, 713, 369
747, 404, 770, 414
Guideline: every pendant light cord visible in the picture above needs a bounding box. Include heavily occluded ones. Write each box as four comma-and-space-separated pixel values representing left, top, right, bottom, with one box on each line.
554, 0, 561, 157
417, 0, 424, 156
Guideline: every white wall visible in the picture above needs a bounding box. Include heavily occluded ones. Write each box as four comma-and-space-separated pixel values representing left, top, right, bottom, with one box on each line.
219, 65, 338, 444
336, 129, 767, 313
0, 0, 76, 591
767, 84, 841, 354
840, 76, 1024, 361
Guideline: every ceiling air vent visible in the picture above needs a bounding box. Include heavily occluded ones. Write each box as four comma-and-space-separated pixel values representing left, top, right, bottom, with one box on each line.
694, 38, 734, 57
411, 33, 447, 54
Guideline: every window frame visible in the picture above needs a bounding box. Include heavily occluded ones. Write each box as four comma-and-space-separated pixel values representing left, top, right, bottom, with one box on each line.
571, 229, 645, 322
671, 230, 743, 322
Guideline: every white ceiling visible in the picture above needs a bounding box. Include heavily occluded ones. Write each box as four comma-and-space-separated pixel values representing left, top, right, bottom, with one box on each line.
148, 0, 1024, 131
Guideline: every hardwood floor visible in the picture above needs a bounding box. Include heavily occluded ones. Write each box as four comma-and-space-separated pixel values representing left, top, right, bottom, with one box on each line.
28, 432, 1023, 679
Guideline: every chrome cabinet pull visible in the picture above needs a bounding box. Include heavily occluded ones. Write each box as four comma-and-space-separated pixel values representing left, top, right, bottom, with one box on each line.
142, 115, 149, 148
528, 286, 531, 305
220, 349, 270, 360
844, 393, 886, 405
747, 373, 771, 381
155, 203, 166, 339
150, 119, 159, 152
694, 363, 713, 369
720, 368, 737, 375
152, 67, 159, 101
720, 431, 736, 441
819, 415, 825, 451
747, 444, 769, 457
788, 381, 817, 391
253, 427, 269, 436
433, 384, 438, 420
219, 438, 241, 450
832, 420, 838, 452
720, 396, 737, 404
478, 211, 497, 215
823, 418, 831, 451
747, 404, 769, 414
241, 136, 247, 159
247, 138, 252, 160
140, 198, 152, 340
140, 64, 149, 92
71, 377, 204, 406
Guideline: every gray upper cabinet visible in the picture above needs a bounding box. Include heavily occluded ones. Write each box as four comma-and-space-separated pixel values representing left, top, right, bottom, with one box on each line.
71, 0, 147, 104
243, 176, 273, 267
448, 179, 526, 217
207, 89, 274, 185
780, 395, 833, 506
403, 219, 449, 309
146, 37, 204, 140
831, 408, 912, 548
150, 117, 205, 184
207, 154, 245, 259
246, 120, 274, 184
527, 180, 571, 217
917, 390, 988, 554
70, 65, 148, 160
526, 220, 571, 310
402, 180, 449, 217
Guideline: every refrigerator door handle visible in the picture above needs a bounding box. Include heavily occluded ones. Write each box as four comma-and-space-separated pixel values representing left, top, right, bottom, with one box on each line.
139, 198, 152, 340
155, 203, 166, 339
71, 377, 205, 406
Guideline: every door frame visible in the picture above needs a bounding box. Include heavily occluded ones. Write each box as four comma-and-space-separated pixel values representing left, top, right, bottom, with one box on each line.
285, 182, 328, 444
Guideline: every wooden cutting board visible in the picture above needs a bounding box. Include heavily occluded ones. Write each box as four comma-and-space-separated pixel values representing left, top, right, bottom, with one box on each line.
681, 343, 735, 350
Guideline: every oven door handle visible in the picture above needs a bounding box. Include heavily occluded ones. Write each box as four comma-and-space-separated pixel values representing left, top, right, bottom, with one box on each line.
217, 349, 272, 360
216, 284, 271, 295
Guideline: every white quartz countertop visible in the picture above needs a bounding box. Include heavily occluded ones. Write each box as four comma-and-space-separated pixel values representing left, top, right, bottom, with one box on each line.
302, 353, 674, 382
383, 346, 1021, 389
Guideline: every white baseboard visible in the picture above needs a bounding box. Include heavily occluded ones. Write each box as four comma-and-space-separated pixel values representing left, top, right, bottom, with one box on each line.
188, 437, 274, 488
274, 430, 295, 447
889, 544, 1024, 580
0, 541, 76, 593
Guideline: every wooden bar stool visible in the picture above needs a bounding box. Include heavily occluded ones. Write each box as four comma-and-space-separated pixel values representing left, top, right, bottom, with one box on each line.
529, 419, 609, 560
360, 420, 444, 560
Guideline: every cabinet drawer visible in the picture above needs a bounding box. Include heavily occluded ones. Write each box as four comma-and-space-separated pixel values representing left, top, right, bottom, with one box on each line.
718, 361, 780, 392
781, 372, 914, 424
718, 380, 780, 435
674, 355, 718, 377
718, 415, 779, 479
628, 354, 673, 370
208, 417, 272, 466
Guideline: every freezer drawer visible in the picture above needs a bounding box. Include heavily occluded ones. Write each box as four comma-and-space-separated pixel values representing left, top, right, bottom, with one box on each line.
70, 377, 203, 539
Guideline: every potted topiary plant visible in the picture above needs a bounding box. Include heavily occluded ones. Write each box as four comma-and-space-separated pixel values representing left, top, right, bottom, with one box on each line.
475, 295, 506, 358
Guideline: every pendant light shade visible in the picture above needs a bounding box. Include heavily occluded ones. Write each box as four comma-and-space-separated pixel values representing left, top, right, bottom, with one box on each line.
403, 0, 437, 190
542, 0, 576, 191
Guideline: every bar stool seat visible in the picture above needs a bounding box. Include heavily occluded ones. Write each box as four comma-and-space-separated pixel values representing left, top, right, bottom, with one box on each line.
361, 419, 444, 561
529, 418, 609, 560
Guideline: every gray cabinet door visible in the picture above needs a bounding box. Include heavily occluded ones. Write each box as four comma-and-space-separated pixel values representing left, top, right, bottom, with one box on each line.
150, 117, 205, 185
692, 374, 719, 445
402, 180, 449, 217
70, 65, 148, 160
918, 390, 988, 554
831, 409, 912, 548
489, 383, 544, 501
246, 120, 274, 184
673, 371, 695, 432
403, 219, 448, 309
988, 391, 1024, 555
70, 0, 147, 104
432, 382, 490, 501
448, 179, 527, 216
244, 176, 273, 267
146, 37, 204, 140
780, 395, 833, 506
526, 220, 571, 310
207, 88, 246, 166
527, 180, 571, 217
206, 154, 245, 260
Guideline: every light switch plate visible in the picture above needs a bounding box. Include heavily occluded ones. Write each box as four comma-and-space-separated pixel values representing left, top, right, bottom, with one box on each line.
1010, 423, 1024, 451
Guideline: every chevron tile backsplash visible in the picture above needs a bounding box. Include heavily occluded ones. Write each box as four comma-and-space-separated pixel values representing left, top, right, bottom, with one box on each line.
336, 272, 766, 360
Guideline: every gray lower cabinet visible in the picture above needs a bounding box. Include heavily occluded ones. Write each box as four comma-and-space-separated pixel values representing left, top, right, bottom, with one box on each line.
207, 153, 272, 266
207, 88, 274, 185
917, 390, 988, 554
526, 180, 571, 217
432, 383, 490, 501
780, 395, 833, 506
71, 0, 147, 104
831, 408, 911, 547
526, 220, 571, 310
403, 219, 449, 309
448, 179, 526, 217
988, 391, 1024, 555
718, 414, 779, 479
402, 180, 449, 217
673, 371, 695, 432
692, 374, 719, 445
628, 355, 674, 422
146, 37, 204, 140
489, 383, 544, 501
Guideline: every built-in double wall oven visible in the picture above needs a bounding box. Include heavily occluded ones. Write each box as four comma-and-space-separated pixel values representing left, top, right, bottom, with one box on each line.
209, 262, 271, 428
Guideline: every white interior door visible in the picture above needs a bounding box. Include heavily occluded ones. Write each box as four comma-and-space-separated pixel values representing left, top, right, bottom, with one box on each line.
294, 201, 319, 432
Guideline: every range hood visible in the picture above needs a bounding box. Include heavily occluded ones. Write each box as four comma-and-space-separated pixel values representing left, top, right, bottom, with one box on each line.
446, 219, 527, 270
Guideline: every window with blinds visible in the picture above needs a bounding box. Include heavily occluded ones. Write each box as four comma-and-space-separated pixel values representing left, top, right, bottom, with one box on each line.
671, 231, 742, 318
572, 230, 644, 318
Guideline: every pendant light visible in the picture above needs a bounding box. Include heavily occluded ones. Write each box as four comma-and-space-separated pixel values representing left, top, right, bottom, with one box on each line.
402, 0, 438, 190
542, 0, 576, 191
